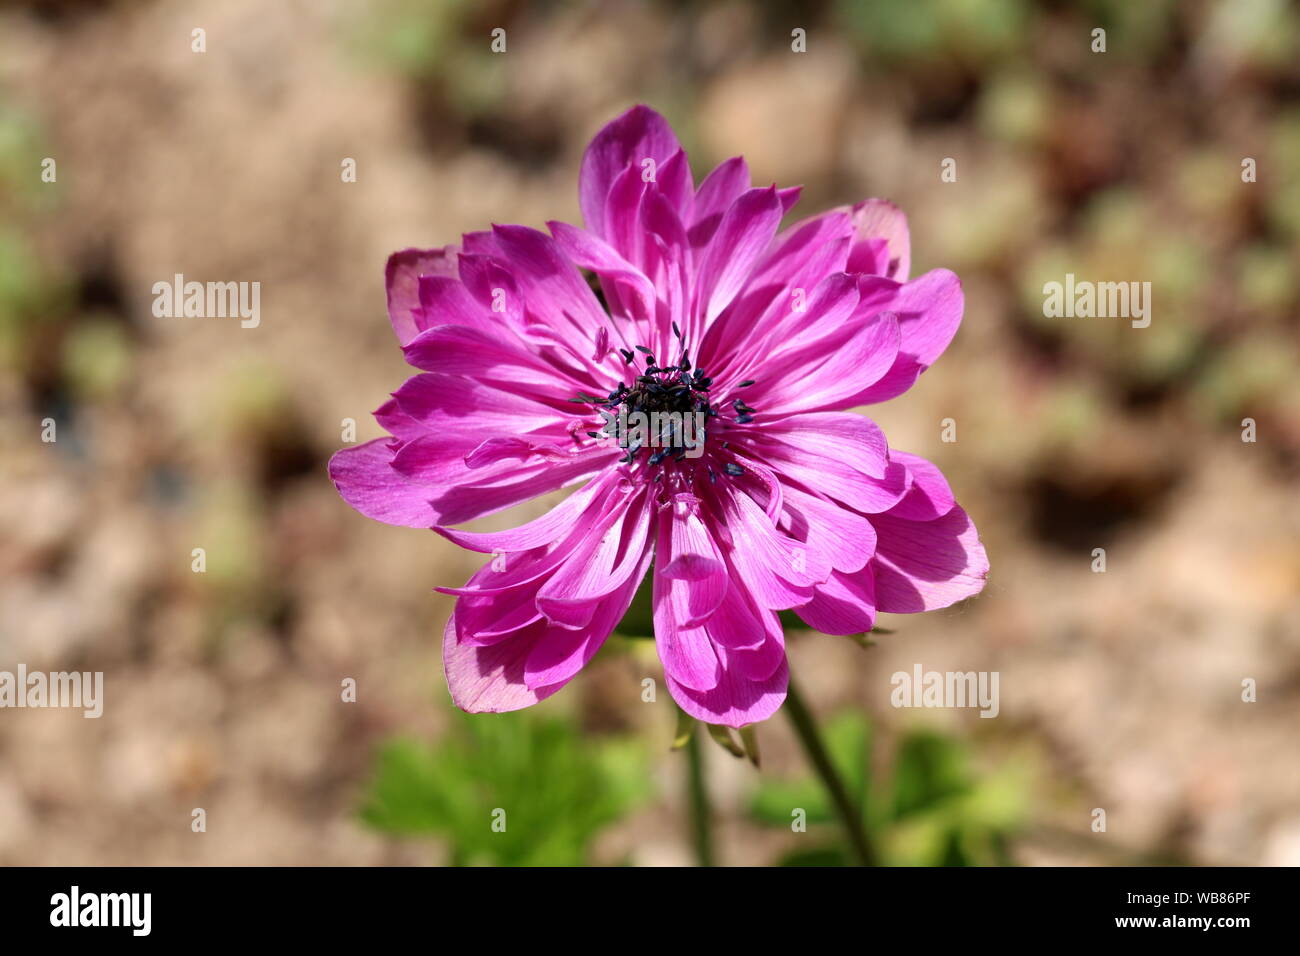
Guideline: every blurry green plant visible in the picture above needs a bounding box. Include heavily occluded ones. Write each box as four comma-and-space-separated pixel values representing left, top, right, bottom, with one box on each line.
347, 0, 507, 114
749, 713, 1030, 866
0, 93, 69, 372
0, 228, 41, 329
835, 0, 1029, 65
360, 711, 650, 866
0, 225, 71, 374
0, 102, 55, 212
62, 320, 132, 399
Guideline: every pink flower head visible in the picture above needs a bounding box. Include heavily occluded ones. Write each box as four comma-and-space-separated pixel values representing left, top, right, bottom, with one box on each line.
330, 106, 987, 727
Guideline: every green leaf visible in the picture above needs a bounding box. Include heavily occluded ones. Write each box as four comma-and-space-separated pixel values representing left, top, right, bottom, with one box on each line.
738, 725, 761, 768
747, 712, 871, 828
776, 609, 805, 631
706, 722, 745, 758
749, 779, 833, 826
615, 572, 655, 638
359, 710, 650, 866
778, 845, 849, 867
671, 708, 696, 750
748, 711, 1030, 866
889, 731, 971, 821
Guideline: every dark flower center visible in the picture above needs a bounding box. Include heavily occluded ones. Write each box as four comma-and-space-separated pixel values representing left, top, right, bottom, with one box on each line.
571, 331, 757, 484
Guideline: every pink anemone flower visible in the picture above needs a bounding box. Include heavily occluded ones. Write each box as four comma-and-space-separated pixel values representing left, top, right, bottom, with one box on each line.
330, 105, 988, 727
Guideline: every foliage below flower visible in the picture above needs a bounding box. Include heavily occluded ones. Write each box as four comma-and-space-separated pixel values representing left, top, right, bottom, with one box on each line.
360, 712, 649, 866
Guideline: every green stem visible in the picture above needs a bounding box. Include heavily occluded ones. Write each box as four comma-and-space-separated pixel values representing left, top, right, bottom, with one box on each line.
684, 726, 715, 866
783, 673, 877, 866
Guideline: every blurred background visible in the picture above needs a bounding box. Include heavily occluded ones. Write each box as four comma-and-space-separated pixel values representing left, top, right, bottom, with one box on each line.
1, 0, 1298, 866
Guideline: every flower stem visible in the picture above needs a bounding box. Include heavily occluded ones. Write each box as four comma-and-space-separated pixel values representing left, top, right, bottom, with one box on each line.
684, 725, 715, 866
783, 673, 877, 866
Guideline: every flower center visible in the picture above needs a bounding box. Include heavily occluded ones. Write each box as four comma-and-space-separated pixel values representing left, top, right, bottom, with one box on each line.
571, 333, 757, 485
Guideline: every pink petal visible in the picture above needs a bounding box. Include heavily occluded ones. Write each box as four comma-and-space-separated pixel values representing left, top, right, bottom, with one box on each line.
887, 451, 956, 521
759, 412, 889, 479
846, 199, 911, 280
889, 268, 963, 369
698, 218, 853, 375
794, 568, 877, 635
440, 507, 620, 603
443, 615, 565, 714
754, 310, 902, 417
415, 274, 495, 333
372, 397, 427, 442
547, 221, 657, 323
524, 534, 654, 688
392, 372, 566, 433
656, 149, 695, 228
705, 582, 787, 681
716, 484, 827, 610
536, 489, 653, 627
655, 500, 728, 627
436, 471, 624, 554
385, 247, 458, 345
747, 271, 861, 365
452, 255, 525, 329
689, 156, 750, 248
402, 324, 587, 398
601, 164, 648, 268
464, 225, 611, 356
870, 505, 989, 612
759, 441, 912, 515
853, 269, 964, 404
455, 588, 547, 646
754, 210, 855, 289
652, 577, 722, 691
579, 105, 688, 240
393, 434, 609, 526
779, 484, 878, 574
666, 649, 788, 728
464, 436, 579, 469
694, 186, 786, 324
329, 438, 436, 528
